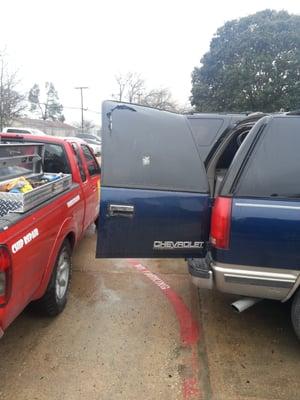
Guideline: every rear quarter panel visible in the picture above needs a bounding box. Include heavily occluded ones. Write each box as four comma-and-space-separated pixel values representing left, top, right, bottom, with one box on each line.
214, 197, 300, 270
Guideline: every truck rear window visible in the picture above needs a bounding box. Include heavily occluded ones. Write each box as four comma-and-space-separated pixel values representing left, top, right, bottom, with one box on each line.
44, 144, 71, 174
235, 117, 300, 198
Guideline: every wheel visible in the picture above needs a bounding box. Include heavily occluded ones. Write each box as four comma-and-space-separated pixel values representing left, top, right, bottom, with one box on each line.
36, 240, 72, 316
291, 289, 300, 340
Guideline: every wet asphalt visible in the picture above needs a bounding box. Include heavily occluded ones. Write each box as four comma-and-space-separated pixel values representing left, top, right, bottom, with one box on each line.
0, 226, 300, 400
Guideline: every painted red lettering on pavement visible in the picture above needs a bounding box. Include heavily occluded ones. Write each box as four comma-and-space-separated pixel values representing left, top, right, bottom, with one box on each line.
127, 260, 201, 400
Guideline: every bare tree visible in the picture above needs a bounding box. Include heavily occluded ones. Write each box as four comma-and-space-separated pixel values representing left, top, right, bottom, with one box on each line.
73, 119, 95, 133
112, 74, 128, 102
175, 102, 194, 114
140, 88, 178, 111
112, 72, 145, 103
126, 72, 145, 103
112, 72, 181, 112
0, 54, 26, 131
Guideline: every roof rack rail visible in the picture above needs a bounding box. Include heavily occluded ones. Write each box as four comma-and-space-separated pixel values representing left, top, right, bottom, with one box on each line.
286, 110, 300, 116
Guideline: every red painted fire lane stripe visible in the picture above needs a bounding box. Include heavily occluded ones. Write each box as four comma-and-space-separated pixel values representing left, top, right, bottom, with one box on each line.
127, 260, 201, 400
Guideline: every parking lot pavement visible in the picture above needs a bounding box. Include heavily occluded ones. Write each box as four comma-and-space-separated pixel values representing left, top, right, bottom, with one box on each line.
199, 290, 300, 400
0, 227, 300, 400
0, 228, 204, 400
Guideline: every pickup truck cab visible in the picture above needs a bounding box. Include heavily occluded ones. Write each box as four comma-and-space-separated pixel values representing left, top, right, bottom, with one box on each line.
96, 100, 300, 339
0, 133, 100, 337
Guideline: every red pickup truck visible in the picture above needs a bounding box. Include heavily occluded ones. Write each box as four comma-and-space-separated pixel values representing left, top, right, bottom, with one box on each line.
0, 133, 100, 337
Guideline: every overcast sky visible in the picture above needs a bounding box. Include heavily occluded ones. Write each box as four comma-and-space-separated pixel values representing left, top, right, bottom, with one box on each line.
1, 0, 300, 126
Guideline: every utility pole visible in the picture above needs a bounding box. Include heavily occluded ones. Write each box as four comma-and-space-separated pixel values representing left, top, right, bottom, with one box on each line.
75, 86, 88, 132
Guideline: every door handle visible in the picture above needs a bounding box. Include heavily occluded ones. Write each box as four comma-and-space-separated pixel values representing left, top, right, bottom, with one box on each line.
108, 204, 134, 217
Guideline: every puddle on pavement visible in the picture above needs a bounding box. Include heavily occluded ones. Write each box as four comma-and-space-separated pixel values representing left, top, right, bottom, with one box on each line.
71, 271, 122, 307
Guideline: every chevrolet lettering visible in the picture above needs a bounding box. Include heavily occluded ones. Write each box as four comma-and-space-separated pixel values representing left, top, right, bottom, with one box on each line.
153, 241, 204, 250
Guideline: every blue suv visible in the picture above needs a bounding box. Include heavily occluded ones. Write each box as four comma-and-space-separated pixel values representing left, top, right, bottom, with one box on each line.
96, 101, 300, 339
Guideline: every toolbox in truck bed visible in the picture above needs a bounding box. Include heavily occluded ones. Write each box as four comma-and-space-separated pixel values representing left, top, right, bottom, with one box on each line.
0, 143, 72, 216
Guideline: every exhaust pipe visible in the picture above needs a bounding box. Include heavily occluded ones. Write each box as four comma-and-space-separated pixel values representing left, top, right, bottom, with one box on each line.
231, 297, 261, 313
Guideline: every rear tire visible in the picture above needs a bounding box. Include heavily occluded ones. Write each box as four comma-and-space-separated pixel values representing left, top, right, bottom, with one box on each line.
291, 289, 300, 340
36, 240, 72, 316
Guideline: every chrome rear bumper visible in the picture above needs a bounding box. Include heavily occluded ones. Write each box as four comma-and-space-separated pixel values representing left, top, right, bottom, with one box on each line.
188, 258, 300, 301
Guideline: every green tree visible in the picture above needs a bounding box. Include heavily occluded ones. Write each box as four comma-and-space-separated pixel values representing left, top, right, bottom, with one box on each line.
191, 10, 300, 113
28, 82, 64, 120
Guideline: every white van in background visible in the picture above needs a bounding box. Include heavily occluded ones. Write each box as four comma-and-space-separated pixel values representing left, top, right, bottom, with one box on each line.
3, 127, 46, 135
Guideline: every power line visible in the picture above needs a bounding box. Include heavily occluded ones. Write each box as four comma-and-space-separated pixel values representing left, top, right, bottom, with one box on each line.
61, 106, 101, 115
63, 106, 87, 111
85, 109, 102, 115
25, 99, 102, 118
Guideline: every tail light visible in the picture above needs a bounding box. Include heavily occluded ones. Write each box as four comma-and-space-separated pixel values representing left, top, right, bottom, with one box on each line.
210, 197, 232, 249
0, 246, 12, 306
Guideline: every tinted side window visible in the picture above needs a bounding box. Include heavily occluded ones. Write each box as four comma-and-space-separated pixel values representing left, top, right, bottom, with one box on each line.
187, 118, 224, 146
44, 144, 71, 174
187, 117, 225, 162
217, 127, 251, 169
81, 144, 100, 176
235, 117, 300, 198
72, 143, 86, 182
